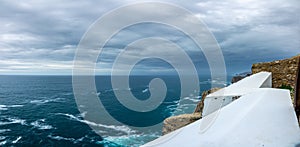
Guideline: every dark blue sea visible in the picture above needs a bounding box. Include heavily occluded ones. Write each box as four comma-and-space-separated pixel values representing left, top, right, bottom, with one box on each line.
0, 75, 230, 146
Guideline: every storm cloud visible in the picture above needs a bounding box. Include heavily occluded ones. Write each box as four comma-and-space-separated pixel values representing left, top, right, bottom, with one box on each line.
0, 0, 299, 75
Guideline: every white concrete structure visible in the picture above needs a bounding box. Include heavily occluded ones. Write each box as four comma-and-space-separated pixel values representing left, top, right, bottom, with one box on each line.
203, 72, 272, 116
142, 72, 300, 147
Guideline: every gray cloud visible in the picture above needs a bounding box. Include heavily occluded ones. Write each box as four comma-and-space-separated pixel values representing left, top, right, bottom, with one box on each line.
193, 0, 300, 74
0, 0, 299, 75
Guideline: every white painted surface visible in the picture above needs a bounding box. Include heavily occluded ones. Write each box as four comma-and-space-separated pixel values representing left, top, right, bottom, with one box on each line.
207, 72, 272, 98
142, 89, 300, 147
202, 72, 272, 116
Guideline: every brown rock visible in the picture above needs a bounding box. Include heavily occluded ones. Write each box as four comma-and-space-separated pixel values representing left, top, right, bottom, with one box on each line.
162, 113, 201, 135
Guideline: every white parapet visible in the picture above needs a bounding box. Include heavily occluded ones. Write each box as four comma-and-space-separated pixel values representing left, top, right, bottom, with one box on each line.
202, 72, 272, 117
142, 88, 300, 147
142, 72, 300, 147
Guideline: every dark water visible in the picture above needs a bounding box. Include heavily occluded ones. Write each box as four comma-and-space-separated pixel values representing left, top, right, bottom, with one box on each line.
0, 75, 227, 146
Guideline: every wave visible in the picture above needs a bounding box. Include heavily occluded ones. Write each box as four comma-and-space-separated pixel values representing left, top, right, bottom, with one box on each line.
162, 100, 179, 104
0, 105, 24, 111
0, 129, 11, 133
195, 95, 201, 99
12, 136, 22, 144
104, 132, 160, 147
0, 136, 22, 145
0, 140, 7, 146
103, 88, 134, 93
29, 98, 65, 104
199, 80, 210, 84
142, 88, 149, 93
56, 113, 136, 134
167, 103, 198, 116
164, 98, 199, 113
0, 117, 54, 131
0, 118, 26, 126
177, 103, 197, 112
182, 96, 200, 103
48, 134, 109, 145
30, 119, 54, 130
177, 103, 197, 108
48, 134, 76, 142
199, 79, 229, 86
163, 96, 199, 110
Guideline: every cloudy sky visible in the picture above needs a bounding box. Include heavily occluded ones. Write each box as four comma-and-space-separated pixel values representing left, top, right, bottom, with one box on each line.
0, 0, 299, 75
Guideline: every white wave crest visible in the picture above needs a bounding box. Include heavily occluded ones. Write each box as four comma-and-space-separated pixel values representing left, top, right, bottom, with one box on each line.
12, 136, 22, 144
56, 113, 136, 134
0, 129, 11, 133
182, 96, 200, 103
195, 95, 201, 99
0, 106, 7, 111
30, 98, 65, 104
48, 134, 75, 141
199, 79, 229, 86
142, 88, 149, 93
104, 132, 160, 147
162, 100, 179, 104
0, 118, 26, 126
30, 119, 54, 130
48, 134, 100, 145
0, 140, 7, 146
0, 105, 23, 110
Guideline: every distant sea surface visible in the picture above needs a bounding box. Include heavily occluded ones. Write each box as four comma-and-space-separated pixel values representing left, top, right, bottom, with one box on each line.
0, 75, 230, 146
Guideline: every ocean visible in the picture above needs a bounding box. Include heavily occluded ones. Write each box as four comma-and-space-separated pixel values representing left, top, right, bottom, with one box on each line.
0, 75, 229, 146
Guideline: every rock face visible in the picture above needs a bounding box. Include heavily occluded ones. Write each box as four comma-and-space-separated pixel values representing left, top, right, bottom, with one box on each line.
162, 88, 220, 135
231, 72, 251, 83
252, 54, 300, 124
162, 113, 201, 135
252, 55, 299, 89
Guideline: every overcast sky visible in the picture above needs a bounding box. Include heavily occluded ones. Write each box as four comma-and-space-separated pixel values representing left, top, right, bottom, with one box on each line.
0, 0, 299, 75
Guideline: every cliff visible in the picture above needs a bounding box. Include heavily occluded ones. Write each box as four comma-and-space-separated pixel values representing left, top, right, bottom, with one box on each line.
162, 113, 201, 135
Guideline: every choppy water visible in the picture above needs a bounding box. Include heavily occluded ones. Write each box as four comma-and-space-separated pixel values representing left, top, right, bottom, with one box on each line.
0, 75, 225, 146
